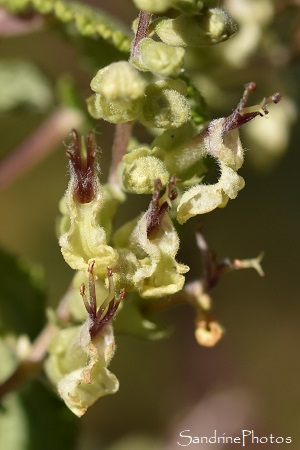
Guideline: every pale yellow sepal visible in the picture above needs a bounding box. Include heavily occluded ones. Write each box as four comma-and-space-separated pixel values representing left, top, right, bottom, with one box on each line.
162, 117, 243, 176
59, 185, 118, 279
130, 211, 189, 297
137, 38, 185, 77
155, 9, 237, 48
113, 209, 189, 297
45, 322, 118, 417
177, 163, 245, 224
174, 115, 246, 223
206, 118, 244, 170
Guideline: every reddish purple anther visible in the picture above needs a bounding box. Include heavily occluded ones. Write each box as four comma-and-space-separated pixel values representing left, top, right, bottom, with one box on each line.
66, 129, 97, 204
80, 263, 125, 339
147, 175, 178, 237
222, 82, 281, 134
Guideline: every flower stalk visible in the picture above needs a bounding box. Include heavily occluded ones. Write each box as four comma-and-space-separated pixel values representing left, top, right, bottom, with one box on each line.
131, 10, 152, 60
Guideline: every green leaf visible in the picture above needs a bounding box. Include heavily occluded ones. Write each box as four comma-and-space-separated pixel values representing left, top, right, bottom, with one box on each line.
0, 60, 53, 112
0, 0, 132, 52
0, 382, 77, 450
0, 248, 46, 339
0, 338, 18, 383
19, 381, 77, 450
0, 393, 28, 450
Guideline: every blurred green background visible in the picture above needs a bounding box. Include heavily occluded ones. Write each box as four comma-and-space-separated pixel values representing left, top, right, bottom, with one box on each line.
0, 0, 300, 449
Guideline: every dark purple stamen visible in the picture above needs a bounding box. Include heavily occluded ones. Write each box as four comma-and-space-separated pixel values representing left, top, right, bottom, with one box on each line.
66, 129, 97, 204
222, 82, 281, 134
147, 175, 178, 237
80, 263, 125, 339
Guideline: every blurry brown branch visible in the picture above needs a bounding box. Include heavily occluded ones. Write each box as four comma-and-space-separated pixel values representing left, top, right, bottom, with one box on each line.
0, 288, 72, 401
0, 7, 43, 36
0, 108, 83, 192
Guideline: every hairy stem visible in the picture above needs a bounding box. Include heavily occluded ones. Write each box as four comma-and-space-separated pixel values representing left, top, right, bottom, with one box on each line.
0, 324, 58, 400
108, 122, 133, 188
130, 10, 152, 59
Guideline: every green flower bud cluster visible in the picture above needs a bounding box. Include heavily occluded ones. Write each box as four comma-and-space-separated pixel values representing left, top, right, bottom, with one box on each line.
87, 2, 237, 128
131, 1, 237, 56
88, 63, 190, 128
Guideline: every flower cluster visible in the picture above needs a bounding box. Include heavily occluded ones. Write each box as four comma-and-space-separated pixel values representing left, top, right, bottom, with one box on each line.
46, 0, 281, 416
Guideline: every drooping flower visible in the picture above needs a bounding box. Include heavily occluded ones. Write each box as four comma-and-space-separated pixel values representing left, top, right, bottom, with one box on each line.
58, 130, 118, 279
45, 264, 124, 417
113, 177, 189, 297
175, 83, 281, 223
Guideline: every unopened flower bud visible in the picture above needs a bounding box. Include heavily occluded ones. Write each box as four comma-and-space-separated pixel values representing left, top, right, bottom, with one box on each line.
121, 147, 170, 194
87, 93, 142, 123
134, 38, 185, 77
91, 61, 146, 101
141, 79, 190, 129
156, 8, 237, 47
88, 62, 146, 123
195, 319, 224, 347
45, 321, 119, 417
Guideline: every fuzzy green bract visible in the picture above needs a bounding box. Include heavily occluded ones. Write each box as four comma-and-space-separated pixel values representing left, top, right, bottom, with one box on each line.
45, 322, 118, 417
59, 185, 117, 280
113, 209, 189, 298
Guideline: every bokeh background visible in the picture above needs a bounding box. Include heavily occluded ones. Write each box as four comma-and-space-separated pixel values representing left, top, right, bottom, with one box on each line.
0, 0, 300, 448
